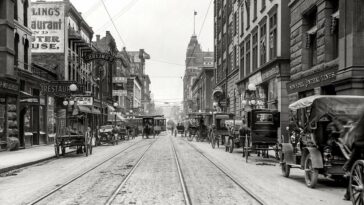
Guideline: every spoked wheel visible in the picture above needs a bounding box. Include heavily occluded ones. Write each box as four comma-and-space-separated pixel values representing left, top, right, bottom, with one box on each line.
54, 145, 60, 157
187, 133, 193, 141
280, 153, 290, 177
350, 160, 364, 205
228, 138, 234, 153
304, 154, 319, 188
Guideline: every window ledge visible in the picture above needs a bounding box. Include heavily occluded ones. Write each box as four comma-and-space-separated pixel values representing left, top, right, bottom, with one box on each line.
260, 6, 266, 13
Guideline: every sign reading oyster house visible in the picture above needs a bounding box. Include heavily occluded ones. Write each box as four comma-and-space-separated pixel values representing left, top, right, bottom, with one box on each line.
31, 3, 64, 53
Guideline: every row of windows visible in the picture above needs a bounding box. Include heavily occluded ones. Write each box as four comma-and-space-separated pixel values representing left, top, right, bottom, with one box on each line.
14, 0, 29, 27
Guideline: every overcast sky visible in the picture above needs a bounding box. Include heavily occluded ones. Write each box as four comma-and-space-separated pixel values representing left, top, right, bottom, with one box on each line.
67, 0, 214, 105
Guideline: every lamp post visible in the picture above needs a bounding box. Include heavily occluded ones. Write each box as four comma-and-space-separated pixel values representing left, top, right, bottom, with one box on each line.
62, 83, 78, 127
113, 102, 118, 126
241, 83, 264, 110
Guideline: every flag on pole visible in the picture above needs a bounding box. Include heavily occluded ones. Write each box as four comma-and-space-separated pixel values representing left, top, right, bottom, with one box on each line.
194, 11, 197, 15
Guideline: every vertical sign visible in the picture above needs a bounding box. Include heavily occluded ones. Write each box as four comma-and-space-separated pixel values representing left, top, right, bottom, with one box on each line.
31, 3, 65, 53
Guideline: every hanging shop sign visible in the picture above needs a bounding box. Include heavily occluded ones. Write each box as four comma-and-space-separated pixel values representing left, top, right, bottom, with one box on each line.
287, 68, 337, 94
83, 52, 116, 63
112, 90, 127, 96
40, 81, 86, 97
31, 3, 65, 53
74, 96, 93, 106
112, 77, 127, 83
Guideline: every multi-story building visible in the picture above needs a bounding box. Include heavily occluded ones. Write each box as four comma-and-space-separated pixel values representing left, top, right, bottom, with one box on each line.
113, 48, 131, 114
229, 0, 291, 138
214, 0, 240, 115
288, 0, 364, 99
183, 35, 213, 115
191, 66, 215, 113
127, 49, 151, 115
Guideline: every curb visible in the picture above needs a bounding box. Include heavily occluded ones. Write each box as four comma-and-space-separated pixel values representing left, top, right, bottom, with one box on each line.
0, 150, 77, 174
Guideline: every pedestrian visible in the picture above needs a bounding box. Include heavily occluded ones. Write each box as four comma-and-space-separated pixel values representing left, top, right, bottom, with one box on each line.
239, 119, 250, 148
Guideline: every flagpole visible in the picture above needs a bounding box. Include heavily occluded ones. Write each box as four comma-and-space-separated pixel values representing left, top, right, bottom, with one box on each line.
193, 11, 196, 35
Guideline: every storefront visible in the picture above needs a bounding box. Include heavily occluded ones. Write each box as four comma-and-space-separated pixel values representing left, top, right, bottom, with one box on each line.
0, 78, 19, 150
237, 60, 290, 142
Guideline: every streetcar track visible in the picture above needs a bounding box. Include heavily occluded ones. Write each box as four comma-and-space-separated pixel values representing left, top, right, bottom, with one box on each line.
180, 137, 266, 205
27, 138, 155, 205
170, 136, 192, 205
105, 137, 159, 205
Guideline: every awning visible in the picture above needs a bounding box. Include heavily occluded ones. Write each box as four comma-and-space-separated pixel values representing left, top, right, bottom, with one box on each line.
78, 105, 92, 113
107, 105, 115, 112
108, 113, 125, 122
92, 108, 101, 115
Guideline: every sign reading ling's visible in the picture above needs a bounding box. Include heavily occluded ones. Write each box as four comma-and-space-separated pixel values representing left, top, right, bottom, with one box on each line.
31, 3, 64, 53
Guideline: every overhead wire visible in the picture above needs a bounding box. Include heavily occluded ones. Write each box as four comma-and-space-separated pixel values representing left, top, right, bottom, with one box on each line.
100, 0, 127, 46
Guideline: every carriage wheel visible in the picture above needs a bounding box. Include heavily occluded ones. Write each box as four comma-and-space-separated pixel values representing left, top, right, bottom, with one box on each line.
228, 138, 234, 153
54, 145, 60, 157
304, 154, 319, 188
280, 154, 290, 177
61, 147, 66, 156
350, 160, 364, 205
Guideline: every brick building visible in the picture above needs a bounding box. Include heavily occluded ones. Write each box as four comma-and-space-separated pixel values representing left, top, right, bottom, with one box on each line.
183, 35, 213, 115
191, 66, 215, 113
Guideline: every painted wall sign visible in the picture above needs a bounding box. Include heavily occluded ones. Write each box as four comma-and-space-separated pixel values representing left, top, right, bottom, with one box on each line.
287, 68, 337, 94
40, 81, 86, 97
31, 3, 65, 53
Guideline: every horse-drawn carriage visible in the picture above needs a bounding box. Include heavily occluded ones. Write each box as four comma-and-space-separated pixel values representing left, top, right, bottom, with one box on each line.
186, 112, 211, 142
55, 112, 92, 157
210, 113, 234, 149
279, 95, 364, 198
243, 109, 280, 161
176, 123, 185, 137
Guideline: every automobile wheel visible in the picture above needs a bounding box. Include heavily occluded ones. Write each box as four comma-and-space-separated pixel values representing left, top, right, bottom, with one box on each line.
281, 154, 290, 177
304, 154, 319, 188
350, 160, 364, 205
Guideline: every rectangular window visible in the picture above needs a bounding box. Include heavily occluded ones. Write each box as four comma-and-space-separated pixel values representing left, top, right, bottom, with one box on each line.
261, 0, 266, 12
240, 43, 245, 79
304, 8, 317, 67
246, 38, 251, 75
253, 0, 257, 20
269, 13, 277, 60
240, 7, 244, 36
252, 32, 258, 70
234, 12, 237, 35
245, 1, 250, 29
260, 23, 267, 65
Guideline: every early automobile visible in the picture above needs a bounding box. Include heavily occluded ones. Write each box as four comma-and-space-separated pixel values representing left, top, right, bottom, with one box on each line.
244, 109, 280, 161
99, 124, 119, 145
280, 95, 364, 189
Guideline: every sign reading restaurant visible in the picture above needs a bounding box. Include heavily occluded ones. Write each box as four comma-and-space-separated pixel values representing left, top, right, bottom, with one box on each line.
31, 3, 65, 53
40, 81, 86, 97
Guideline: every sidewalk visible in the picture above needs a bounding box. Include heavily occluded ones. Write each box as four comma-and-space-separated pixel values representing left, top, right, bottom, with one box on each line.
0, 145, 62, 174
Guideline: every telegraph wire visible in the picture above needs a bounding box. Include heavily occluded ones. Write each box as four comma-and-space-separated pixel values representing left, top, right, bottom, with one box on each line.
100, 0, 127, 46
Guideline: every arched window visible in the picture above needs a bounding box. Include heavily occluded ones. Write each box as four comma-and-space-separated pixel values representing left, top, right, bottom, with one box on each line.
14, 33, 19, 67
24, 39, 29, 70
23, 0, 28, 27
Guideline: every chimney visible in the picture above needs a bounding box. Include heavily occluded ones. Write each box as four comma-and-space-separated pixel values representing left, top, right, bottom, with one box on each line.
96, 35, 100, 41
106, 31, 111, 36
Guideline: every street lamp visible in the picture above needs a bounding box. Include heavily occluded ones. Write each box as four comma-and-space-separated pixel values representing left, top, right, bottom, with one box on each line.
241, 83, 264, 109
113, 102, 118, 126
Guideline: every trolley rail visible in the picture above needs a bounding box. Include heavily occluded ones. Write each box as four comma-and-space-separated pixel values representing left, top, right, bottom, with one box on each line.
170, 137, 192, 205
105, 138, 157, 205
185, 139, 266, 205
27, 139, 152, 205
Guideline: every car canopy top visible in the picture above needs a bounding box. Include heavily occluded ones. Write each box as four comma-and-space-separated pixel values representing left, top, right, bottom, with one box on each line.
289, 95, 364, 123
